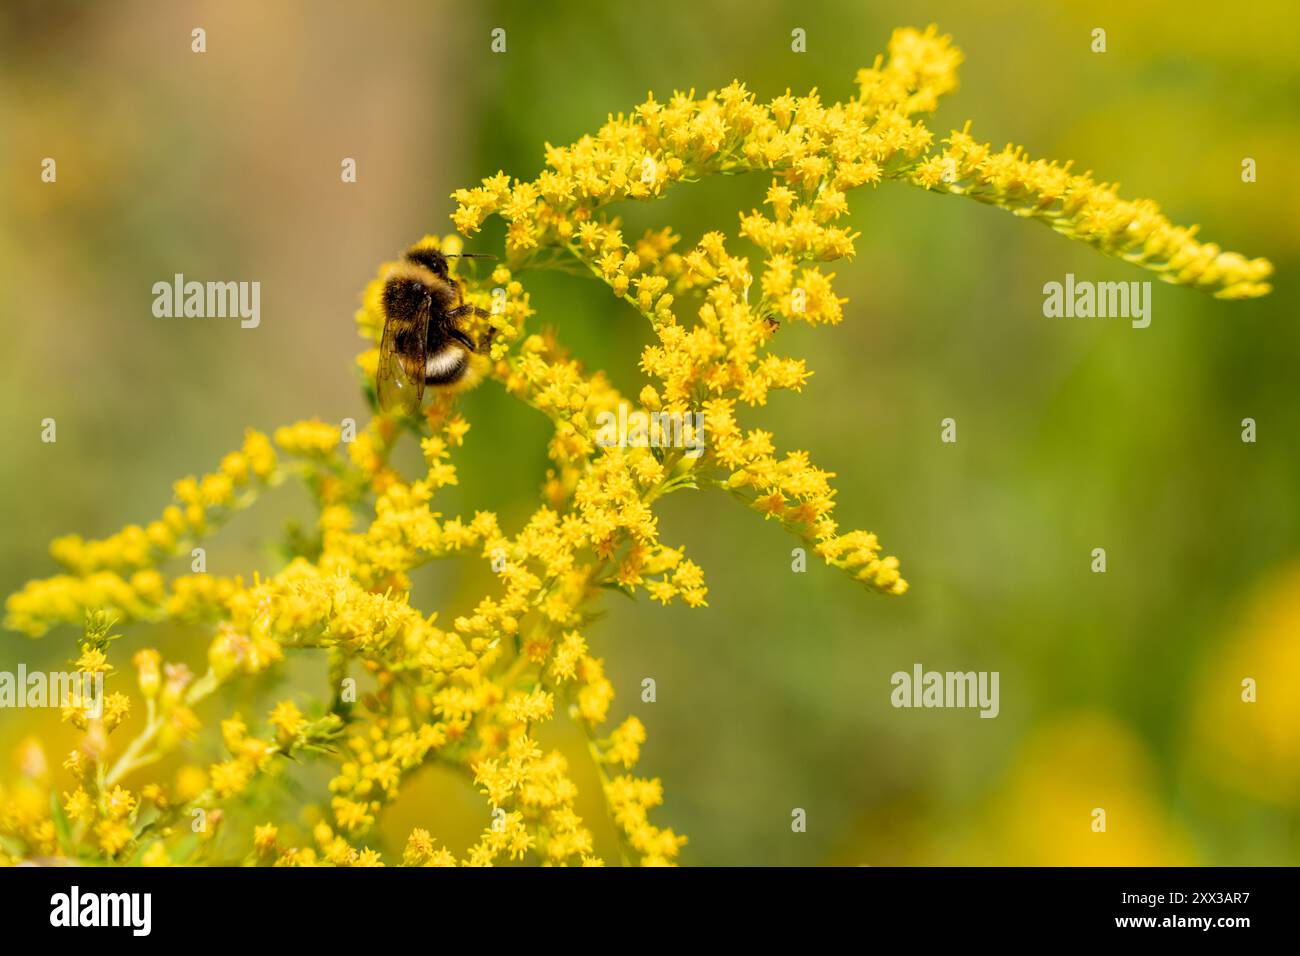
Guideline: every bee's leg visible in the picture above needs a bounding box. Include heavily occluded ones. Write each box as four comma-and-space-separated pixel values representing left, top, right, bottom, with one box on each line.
446, 303, 495, 351
447, 303, 491, 321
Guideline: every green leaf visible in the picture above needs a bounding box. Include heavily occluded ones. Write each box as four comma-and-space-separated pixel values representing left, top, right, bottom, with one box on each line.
597, 581, 635, 600
49, 790, 73, 854
131, 803, 161, 838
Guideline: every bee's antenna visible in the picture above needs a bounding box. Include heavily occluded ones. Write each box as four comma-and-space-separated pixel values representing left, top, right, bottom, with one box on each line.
445, 253, 497, 260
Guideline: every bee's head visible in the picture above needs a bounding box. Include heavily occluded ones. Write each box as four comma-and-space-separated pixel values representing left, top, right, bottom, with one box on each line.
404, 246, 495, 278
404, 247, 450, 279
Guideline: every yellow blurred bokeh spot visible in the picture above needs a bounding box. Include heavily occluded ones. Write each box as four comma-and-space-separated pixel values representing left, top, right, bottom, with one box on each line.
960, 713, 1193, 865
1191, 565, 1300, 805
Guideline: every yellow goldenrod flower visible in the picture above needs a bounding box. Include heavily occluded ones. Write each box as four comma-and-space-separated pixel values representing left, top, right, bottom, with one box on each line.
62, 787, 94, 824
269, 700, 306, 744
254, 823, 279, 858
133, 648, 161, 699
103, 785, 136, 820
95, 820, 133, 858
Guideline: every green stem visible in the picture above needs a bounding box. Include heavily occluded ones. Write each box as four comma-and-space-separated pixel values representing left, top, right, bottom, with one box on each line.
104, 668, 220, 787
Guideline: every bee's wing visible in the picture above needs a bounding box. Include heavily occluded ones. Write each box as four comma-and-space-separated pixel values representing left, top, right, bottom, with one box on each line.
377, 299, 430, 416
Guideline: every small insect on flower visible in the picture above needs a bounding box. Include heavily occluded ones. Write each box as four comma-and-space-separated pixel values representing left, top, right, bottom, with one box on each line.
376, 243, 496, 415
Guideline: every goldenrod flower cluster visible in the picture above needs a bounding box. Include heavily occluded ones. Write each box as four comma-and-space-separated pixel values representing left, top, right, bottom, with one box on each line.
1, 26, 1269, 867
911, 123, 1273, 298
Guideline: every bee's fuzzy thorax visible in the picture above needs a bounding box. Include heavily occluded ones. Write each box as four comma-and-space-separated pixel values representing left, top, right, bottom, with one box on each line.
386, 260, 440, 288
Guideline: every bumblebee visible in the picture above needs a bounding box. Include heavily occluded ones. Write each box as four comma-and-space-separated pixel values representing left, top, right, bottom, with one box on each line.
376, 245, 493, 414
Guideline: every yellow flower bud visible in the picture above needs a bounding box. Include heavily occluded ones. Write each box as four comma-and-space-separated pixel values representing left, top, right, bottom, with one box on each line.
134, 648, 161, 699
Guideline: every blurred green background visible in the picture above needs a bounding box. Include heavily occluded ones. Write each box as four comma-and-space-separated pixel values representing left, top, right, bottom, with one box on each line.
1, 0, 1298, 865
